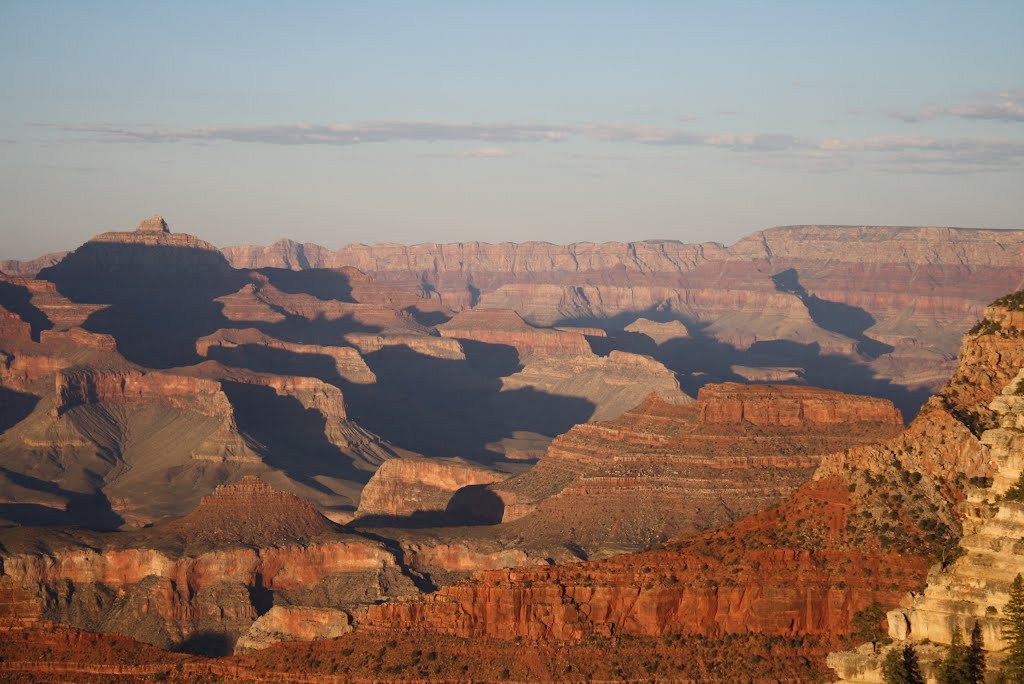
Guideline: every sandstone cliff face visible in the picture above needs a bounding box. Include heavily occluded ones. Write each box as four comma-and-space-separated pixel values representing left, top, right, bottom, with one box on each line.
0, 304, 32, 345
54, 367, 231, 416
697, 382, 904, 426
360, 511, 921, 642
942, 302, 1024, 429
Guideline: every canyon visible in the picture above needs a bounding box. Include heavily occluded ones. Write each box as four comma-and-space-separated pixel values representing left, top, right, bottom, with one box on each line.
2, 217, 1024, 681
0, 288, 1016, 680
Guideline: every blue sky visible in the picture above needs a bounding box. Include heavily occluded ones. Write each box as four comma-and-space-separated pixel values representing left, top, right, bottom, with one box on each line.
2, 1, 1023, 258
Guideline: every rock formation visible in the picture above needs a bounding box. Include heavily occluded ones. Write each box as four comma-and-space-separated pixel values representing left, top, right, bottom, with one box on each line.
335, 288, 1013, 677
196, 328, 377, 384
438, 308, 593, 357
222, 227, 1024, 410
501, 349, 691, 421
0, 477, 419, 654
624, 317, 690, 344
697, 382, 903, 426
0, 251, 68, 278
233, 605, 352, 654
828, 369, 1024, 683
355, 458, 509, 520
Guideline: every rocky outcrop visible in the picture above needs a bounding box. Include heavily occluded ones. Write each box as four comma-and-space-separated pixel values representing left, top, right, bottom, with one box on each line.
360, 505, 923, 641
0, 275, 105, 335
438, 308, 592, 357
697, 382, 904, 426
355, 458, 508, 519
54, 367, 231, 416
0, 324, 121, 392
942, 300, 1024, 426
233, 605, 352, 653
624, 317, 690, 344
500, 350, 691, 422
177, 362, 396, 469
731, 364, 804, 382
342, 332, 465, 360
196, 329, 377, 384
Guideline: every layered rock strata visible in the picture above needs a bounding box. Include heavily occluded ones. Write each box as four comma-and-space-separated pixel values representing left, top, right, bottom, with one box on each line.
0, 478, 418, 653
491, 385, 904, 551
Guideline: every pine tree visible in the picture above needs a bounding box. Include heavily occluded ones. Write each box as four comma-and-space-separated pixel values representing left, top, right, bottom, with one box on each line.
853, 601, 889, 653
967, 621, 985, 684
936, 625, 971, 684
1005, 472, 1024, 502
1003, 573, 1024, 681
882, 648, 907, 684
882, 644, 925, 684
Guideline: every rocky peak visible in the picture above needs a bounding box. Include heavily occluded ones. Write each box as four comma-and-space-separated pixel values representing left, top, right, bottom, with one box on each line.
135, 215, 169, 233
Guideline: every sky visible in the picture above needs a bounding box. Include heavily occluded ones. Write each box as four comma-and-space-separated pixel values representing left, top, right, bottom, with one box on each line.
1, 0, 1023, 259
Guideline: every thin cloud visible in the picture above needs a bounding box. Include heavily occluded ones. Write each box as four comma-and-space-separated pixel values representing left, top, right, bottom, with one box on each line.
790, 79, 831, 88
60, 121, 572, 146
891, 90, 1024, 124
425, 146, 512, 159
56, 118, 1024, 173
584, 123, 1024, 172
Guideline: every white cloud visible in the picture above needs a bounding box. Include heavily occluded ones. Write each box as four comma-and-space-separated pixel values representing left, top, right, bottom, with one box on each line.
891, 90, 1024, 124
